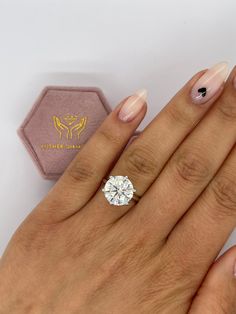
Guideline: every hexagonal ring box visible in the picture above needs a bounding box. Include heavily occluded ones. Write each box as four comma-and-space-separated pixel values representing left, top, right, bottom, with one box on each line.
18, 87, 140, 180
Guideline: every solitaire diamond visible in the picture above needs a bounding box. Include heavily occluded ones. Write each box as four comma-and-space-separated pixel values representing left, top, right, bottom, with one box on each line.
102, 175, 136, 206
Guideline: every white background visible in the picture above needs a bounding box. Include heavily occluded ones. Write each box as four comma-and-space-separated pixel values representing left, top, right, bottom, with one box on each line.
0, 0, 236, 256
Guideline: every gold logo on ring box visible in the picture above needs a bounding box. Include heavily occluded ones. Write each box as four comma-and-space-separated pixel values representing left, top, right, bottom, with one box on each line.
53, 114, 87, 140
40, 114, 88, 150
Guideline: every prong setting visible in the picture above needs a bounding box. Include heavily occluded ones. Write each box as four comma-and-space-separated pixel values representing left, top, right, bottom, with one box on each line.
102, 175, 135, 206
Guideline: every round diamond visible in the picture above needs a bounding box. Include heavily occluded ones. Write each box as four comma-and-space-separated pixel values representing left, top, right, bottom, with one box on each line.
102, 176, 136, 206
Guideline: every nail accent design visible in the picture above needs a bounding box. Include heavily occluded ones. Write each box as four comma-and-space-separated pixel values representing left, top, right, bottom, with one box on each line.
118, 89, 147, 122
198, 87, 207, 97
191, 62, 228, 104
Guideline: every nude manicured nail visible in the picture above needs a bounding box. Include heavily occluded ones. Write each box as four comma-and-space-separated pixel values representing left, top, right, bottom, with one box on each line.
118, 89, 147, 122
191, 62, 229, 104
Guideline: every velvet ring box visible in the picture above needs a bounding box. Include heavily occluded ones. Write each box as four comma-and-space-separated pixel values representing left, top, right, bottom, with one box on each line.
18, 87, 140, 180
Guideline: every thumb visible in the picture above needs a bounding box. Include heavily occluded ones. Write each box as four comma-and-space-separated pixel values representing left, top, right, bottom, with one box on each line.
189, 245, 236, 314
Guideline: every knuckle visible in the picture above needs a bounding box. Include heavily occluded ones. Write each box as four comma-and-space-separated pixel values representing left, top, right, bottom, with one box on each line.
172, 150, 210, 184
141, 250, 197, 308
210, 175, 236, 215
124, 145, 157, 177
97, 127, 121, 146
65, 225, 103, 260
67, 157, 96, 182
216, 96, 236, 121
14, 221, 58, 254
166, 105, 190, 127
103, 237, 149, 277
163, 244, 202, 286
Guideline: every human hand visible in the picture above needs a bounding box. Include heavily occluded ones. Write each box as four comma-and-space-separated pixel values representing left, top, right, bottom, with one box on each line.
1, 62, 236, 313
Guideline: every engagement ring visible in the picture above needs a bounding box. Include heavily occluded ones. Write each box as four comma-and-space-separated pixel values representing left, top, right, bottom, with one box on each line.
102, 175, 140, 206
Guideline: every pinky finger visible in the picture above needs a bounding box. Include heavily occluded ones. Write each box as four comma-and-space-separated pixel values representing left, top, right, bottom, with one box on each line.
190, 246, 236, 314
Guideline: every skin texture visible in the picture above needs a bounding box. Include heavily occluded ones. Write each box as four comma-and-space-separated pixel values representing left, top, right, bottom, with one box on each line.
0, 65, 236, 313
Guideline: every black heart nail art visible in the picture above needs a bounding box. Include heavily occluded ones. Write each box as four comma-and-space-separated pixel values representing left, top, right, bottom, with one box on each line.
198, 87, 207, 97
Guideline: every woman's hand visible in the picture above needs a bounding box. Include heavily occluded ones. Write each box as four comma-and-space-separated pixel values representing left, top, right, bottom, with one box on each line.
1, 62, 236, 314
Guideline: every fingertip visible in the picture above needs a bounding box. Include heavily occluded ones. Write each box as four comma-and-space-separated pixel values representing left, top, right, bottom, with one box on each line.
117, 89, 148, 123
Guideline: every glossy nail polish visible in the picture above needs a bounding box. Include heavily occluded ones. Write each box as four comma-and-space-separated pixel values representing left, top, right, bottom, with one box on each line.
191, 62, 228, 104
118, 89, 147, 122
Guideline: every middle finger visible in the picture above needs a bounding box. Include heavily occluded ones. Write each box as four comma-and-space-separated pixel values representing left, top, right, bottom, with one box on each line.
85, 62, 228, 224
123, 64, 236, 246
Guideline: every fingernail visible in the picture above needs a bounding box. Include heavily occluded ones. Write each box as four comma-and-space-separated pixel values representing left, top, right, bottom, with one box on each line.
118, 89, 147, 122
191, 62, 229, 104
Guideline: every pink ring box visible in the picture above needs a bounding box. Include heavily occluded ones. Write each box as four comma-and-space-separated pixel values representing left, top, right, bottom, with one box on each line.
18, 86, 140, 180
